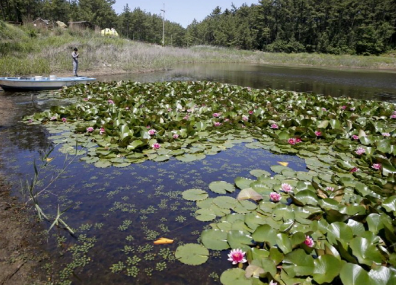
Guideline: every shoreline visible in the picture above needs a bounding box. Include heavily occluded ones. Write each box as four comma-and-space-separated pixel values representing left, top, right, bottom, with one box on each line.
0, 178, 47, 285
48, 61, 396, 79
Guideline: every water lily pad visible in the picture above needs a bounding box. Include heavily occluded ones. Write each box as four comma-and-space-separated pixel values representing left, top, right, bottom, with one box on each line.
250, 169, 271, 178
175, 243, 209, 265
313, 255, 343, 284
209, 181, 235, 194
201, 229, 229, 250
227, 230, 253, 252
176, 153, 206, 162
340, 263, 370, 285
195, 208, 217, 221
220, 268, 252, 285
182, 189, 209, 201
212, 196, 238, 209
94, 160, 112, 168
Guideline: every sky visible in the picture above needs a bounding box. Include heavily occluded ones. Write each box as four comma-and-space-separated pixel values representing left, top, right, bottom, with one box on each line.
112, 1, 259, 28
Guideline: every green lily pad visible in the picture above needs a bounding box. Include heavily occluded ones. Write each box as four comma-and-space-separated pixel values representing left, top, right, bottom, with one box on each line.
182, 189, 209, 201
195, 208, 217, 221
220, 268, 252, 285
209, 181, 236, 194
201, 229, 229, 250
175, 243, 209, 266
340, 263, 370, 285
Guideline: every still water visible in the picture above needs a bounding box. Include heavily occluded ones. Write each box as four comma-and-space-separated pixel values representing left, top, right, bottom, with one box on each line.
0, 63, 395, 284
96, 63, 396, 102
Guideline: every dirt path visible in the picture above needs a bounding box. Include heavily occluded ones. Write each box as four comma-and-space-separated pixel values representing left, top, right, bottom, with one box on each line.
0, 178, 47, 285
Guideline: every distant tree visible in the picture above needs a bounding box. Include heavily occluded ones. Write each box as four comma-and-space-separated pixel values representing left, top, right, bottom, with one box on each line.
78, 0, 117, 28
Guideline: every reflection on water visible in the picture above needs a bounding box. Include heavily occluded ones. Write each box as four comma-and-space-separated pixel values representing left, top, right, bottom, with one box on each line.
1, 63, 396, 283
95, 63, 396, 102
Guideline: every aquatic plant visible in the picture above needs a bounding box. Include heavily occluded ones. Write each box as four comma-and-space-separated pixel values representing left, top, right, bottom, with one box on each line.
22, 80, 396, 284
177, 159, 396, 284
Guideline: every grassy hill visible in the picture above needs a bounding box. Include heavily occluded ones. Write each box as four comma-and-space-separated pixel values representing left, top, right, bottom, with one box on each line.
1, 21, 396, 77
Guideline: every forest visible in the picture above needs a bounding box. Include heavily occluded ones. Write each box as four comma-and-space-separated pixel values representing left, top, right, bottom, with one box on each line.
1, 0, 395, 55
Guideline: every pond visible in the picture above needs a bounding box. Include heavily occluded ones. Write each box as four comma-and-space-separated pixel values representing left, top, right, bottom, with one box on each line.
0, 63, 395, 284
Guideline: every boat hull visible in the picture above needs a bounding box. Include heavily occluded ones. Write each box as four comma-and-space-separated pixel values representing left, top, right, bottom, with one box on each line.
0, 76, 96, 91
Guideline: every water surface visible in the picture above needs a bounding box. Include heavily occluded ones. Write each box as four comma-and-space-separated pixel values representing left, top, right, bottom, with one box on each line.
1, 63, 395, 284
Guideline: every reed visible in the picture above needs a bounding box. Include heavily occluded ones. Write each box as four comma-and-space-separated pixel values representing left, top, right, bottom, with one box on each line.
1, 22, 395, 77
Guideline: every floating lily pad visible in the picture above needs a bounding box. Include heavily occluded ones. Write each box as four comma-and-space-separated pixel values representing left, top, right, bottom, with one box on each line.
175, 243, 209, 265
220, 268, 252, 285
201, 229, 229, 250
195, 208, 216, 221
182, 189, 209, 201
209, 181, 235, 194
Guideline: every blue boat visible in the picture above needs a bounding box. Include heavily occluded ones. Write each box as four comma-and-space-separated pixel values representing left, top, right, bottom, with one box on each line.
0, 75, 96, 91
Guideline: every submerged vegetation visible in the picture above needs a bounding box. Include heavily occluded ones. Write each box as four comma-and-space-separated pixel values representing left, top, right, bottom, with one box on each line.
23, 81, 396, 284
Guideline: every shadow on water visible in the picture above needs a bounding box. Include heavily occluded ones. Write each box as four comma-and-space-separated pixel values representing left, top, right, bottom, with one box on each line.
1, 63, 396, 283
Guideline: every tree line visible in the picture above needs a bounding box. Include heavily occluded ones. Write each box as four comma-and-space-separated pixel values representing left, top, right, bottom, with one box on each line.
1, 0, 395, 55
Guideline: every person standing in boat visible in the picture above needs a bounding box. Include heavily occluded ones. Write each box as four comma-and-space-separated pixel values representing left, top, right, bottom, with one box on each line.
72, 47, 79, 76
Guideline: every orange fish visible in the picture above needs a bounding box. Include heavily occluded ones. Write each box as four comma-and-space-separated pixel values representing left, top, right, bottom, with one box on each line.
153, 237, 174, 245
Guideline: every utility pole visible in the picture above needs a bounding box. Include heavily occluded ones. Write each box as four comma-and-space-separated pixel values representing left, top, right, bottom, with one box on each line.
161, 3, 165, 46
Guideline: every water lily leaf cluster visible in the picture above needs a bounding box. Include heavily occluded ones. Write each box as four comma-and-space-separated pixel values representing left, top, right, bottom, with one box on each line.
179, 161, 396, 284
23, 80, 396, 283
24, 81, 396, 170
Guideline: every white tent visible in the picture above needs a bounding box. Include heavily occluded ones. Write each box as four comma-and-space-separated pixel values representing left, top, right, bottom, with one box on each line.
101, 28, 119, 37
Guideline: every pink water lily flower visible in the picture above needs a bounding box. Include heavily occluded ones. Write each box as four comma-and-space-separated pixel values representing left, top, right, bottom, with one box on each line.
152, 143, 160, 150
315, 131, 322, 137
372, 163, 381, 170
355, 147, 366, 155
173, 133, 179, 139
270, 192, 281, 202
86, 127, 94, 132
304, 236, 314, 247
326, 186, 335, 191
214, 122, 222, 127
62, 118, 67, 123
50, 116, 57, 121
213, 113, 220, 117
249, 110, 253, 115
108, 99, 114, 104
242, 115, 248, 121
390, 114, 396, 119
100, 127, 105, 135
270, 123, 279, 129
148, 129, 156, 135
227, 249, 247, 265
183, 115, 189, 120
382, 133, 390, 137
288, 138, 296, 145
352, 135, 359, 140
281, 183, 293, 193
350, 167, 359, 173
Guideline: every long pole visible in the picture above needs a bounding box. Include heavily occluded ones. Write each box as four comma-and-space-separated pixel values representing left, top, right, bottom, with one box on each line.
161, 4, 165, 46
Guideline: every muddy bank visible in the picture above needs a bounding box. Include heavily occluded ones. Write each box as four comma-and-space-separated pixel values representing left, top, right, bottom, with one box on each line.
0, 178, 47, 285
